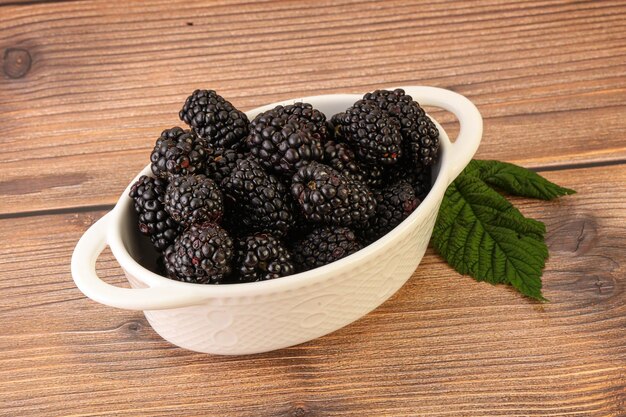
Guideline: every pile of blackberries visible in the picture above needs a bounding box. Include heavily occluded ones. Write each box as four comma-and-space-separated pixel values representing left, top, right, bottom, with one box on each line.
129, 89, 438, 284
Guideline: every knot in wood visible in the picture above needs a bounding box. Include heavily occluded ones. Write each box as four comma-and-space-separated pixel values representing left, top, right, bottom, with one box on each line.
3, 48, 32, 79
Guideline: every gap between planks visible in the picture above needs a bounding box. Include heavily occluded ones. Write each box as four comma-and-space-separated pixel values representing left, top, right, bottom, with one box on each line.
1, 159, 624, 220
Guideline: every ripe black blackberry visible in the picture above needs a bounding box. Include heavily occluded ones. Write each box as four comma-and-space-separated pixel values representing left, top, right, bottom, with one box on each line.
284, 102, 329, 138
164, 174, 223, 227
385, 159, 432, 200
164, 223, 234, 284
129, 175, 181, 251
250, 102, 329, 138
292, 227, 361, 272
179, 89, 249, 149
234, 233, 295, 282
205, 148, 247, 185
291, 162, 376, 227
221, 157, 295, 237
322, 140, 361, 181
322, 141, 385, 188
247, 105, 326, 176
363, 89, 440, 166
360, 179, 420, 244
150, 127, 210, 179
331, 100, 403, 166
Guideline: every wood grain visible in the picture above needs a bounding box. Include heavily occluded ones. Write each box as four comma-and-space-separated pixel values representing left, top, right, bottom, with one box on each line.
1, 164, 624, 416
1, 0, 626, 214
0, 0, 69, 6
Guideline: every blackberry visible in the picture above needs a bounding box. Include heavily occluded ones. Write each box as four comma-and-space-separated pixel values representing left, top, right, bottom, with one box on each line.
251, 102, 329, 138
283, 102, 329, 138
129, 175, 181, 251
322, 140, 362, 181
360, 180, 420, 243
164, 174, 223, 227
234, 233, 295, 282
247, 108, 325, 176
292, 227, 361, 272
205, 148, 247, 185
385, 159, 432, 200
363, 89, 439, 166
321, 140, 385, 188
150, 127, 210, 179
221, 157, 295, 237
291, 161, 376, 227
164, 223, 234, 284
179, 89, 249, 149
331, 100, 403, 166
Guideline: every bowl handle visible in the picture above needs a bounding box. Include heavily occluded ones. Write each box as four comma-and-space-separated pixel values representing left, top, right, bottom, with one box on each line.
398, 86, 483, 184
71, 213, 204, 311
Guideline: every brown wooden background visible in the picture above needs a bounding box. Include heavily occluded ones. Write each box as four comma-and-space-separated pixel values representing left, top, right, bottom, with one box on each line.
1, 0, 624, 416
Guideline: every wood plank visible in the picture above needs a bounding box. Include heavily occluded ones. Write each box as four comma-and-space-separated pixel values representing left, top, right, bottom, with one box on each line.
0, 164, 624, 416
0, 0, 72, 6
1, 0, 626, 214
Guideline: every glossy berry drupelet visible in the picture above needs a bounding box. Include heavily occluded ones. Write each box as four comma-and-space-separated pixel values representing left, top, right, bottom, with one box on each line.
292, 227, 362, 272
360, 179, 420, 244
247, 105, 326, 176
331, 100, 403, 166
363, 88, 440, 166
150, 127, 210, 180
221, 157, 295, 237
291, 161, 376, 227
179, 89, 249, 150
129, 175, 181, 251
234, 233, 295, 282
164, 223, 234, 284
164, 174, 223, 227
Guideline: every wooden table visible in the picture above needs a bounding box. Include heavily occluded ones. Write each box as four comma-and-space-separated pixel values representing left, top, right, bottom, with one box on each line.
1, 1, 625, 415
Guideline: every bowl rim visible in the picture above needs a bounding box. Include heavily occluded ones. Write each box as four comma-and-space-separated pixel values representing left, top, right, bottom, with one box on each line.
106, 93, 453, 297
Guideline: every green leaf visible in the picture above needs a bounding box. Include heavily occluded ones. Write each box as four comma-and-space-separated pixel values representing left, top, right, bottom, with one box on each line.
465, 160, 576, 200
433, 174, 549, 300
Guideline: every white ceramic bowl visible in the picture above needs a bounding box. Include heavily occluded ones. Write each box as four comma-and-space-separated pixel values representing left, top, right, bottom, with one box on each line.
71, 86, 482, 355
